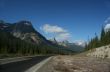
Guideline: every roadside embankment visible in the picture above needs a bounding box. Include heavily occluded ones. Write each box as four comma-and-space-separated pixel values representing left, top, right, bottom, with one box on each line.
87, 45, 110, 59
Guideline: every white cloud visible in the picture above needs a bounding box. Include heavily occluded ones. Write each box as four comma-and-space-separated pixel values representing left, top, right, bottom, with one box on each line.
40, 24, 71, 41
104, 17, 110, 31
40, 24, 67, 33
104, 23, 110, 31
104, 17, 110, 23
56, 33, 71, 41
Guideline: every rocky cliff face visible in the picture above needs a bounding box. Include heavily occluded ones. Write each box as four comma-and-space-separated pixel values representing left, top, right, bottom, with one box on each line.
0, 20, 48, 44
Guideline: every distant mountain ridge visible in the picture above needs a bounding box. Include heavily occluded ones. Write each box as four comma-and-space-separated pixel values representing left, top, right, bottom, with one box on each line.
50, 38, 84, 52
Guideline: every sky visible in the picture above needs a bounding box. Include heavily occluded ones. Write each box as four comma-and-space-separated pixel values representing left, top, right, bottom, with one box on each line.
0, 0, 110, 43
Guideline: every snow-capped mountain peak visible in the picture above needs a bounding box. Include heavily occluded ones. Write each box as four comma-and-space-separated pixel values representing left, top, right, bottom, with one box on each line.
74, 40, 86, 47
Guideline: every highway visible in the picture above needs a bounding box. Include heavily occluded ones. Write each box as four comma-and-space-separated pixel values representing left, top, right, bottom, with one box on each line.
0, 56, 49, 72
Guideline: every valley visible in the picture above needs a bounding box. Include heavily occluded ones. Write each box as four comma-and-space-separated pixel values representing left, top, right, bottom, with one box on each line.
0, 20, 83, 58
0, 0, 110, 71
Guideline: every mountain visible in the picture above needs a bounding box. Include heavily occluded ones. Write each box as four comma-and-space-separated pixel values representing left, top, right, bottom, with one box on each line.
0, 20, 11, 30
66, 43, 85, 52
50, 39, 84, 52
59, 41, 84, 52
0, 20, 75, 55
49, 38, 58, 44
74, 41, 86, 47
0, 20, 48, 45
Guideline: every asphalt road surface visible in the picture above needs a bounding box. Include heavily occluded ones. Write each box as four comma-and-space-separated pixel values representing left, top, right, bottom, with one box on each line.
0, 56, 50, 72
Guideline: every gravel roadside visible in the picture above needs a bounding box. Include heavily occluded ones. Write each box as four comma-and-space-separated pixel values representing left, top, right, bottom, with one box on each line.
43, 55, 110, 72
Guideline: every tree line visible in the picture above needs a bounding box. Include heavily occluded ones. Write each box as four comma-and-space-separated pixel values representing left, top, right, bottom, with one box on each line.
85, 27, 110, 50
0, 30, 73, 56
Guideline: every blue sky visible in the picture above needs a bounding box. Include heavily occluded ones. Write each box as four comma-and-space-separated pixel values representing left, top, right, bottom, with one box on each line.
0, 0, 110, 42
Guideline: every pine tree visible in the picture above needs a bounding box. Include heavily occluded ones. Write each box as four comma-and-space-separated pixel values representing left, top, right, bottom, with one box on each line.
100, 27, 106, 46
